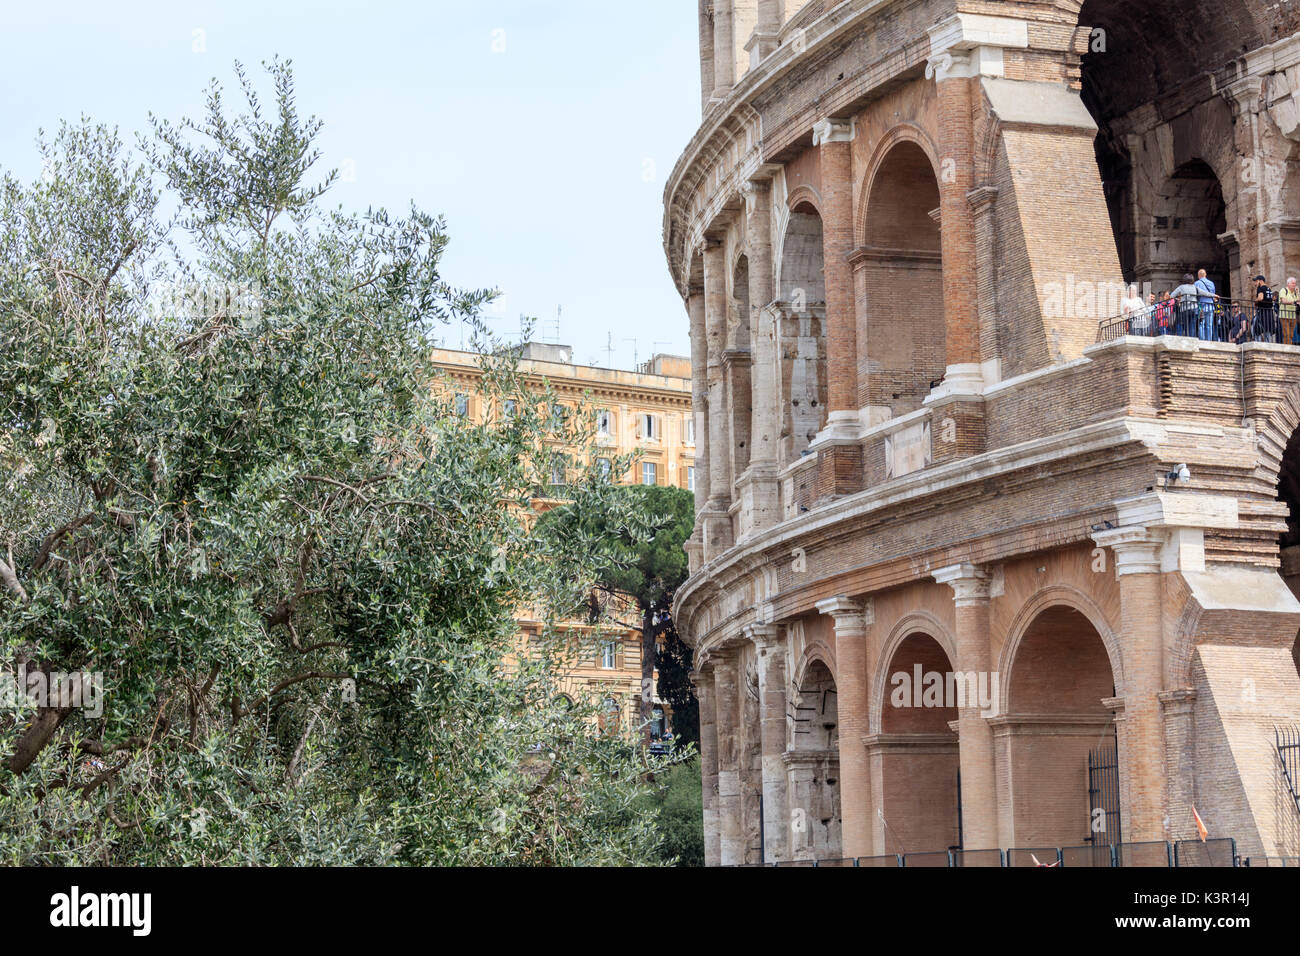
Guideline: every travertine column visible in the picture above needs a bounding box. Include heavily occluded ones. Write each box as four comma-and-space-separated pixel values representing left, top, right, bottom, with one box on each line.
812, 117, 859, 433
713, 646, 744, 866
738, 171, 780, 533
934, 563, 999, 850
1092, 526, 1168, 844
816, 595, 873, 859
687, 286, 710, 516
711, 0, 735, 100
702, 238, 734, 556
691, 664, 721, 867
746, 622, 789, 862
697, 0, 715, 113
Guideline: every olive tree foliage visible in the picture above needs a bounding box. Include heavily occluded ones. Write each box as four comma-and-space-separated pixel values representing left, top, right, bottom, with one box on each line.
0, 60, 665, 865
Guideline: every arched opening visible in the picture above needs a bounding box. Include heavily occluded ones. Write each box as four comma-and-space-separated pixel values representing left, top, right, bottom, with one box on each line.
1004, 605, 1118, 850
861, 141, 945, 418
1144, 160, 1231, 299
875, 632, 959, 855
1079, 0, 1253, 295
775, 204, 827, 464
786, 658, 841, 861
1277, 423, 1300, 601
729, 254, 753, 481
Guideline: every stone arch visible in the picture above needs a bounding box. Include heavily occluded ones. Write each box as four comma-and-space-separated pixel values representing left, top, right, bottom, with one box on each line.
1001, 600, 1122, 849
871, 610, 957, 734
773, 199, 828, 464
997, 585, 1123, 717
786, 656, 842, 861
859, 137, 946, 418
856, 123, 943, 241
1076, 0, 1264, 123
872, 614, 960, 855
1076, 0, 1252, 299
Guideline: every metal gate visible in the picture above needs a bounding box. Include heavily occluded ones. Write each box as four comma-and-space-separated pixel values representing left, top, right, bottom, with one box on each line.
1088, 740, 1122, 851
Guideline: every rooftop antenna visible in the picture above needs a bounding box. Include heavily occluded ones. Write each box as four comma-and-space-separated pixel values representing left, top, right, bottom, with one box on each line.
624, 338, 639, 369
601, 332, 615, 369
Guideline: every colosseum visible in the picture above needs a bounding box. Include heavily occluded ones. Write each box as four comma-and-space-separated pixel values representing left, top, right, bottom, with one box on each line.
667, 0, 1300, 866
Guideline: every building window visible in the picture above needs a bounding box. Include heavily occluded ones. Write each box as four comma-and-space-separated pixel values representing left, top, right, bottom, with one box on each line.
685, 415, 695, 445
596, 458, 613, 480
550, 459, 566, 487
549, 403, 565, 430
454, 393, 469, 417
503, 399, 517, 420
687, 465, 695, 492
600, 640, 618, 669
597, 409, 613, 437
642, 462, 657, 486
639, 413, 657, 441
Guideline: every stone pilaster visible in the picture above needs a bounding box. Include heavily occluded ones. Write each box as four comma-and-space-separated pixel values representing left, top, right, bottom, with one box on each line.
815, 595, 873, 858
1092, 525, 1168, 844
686, 286, 709, 571
933, 563, 999, 850
1159, 687, 1197, 844
736, 170, 780, 535
702, 238, 734, 558
691, 663, 721, 866
712, 646, 744, 866
711, 0, 735, 101
811, 117, 859, 437
746, 622, 789, 862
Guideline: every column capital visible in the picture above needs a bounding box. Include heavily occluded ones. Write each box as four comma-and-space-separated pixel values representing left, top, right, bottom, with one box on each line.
815, 595, 873, 629
933, 563, 990, 606
812, 117, 855, 147
1092, 525, 1164, 575
1158, 687, 1197, 716
966, 185, 999, 212
747, 163, 783, 185
743, 621, 783, 651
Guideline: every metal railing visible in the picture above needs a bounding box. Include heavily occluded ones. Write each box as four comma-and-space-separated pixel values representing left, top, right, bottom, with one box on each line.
731, 838, 1245, 867
1096, 298, 1300, 346
1278, 724, 1300, 821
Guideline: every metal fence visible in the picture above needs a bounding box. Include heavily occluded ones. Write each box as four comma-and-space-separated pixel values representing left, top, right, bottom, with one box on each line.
1278, 725, 1300, 821
1096, 298, 1300, 346
727, 838, 1244, 867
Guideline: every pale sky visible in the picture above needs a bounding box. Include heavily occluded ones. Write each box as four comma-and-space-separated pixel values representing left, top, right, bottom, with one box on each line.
0, 1, 701, 370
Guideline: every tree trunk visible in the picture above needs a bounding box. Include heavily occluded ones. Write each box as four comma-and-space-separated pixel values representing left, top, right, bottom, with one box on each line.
641, 603, 655, 750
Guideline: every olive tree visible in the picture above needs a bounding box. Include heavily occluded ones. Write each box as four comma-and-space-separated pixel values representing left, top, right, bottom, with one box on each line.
0, 60, 664, 865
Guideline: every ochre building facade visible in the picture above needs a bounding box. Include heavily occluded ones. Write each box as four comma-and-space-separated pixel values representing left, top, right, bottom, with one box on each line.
668, 0, 1300, 865
431, 344, 692, 737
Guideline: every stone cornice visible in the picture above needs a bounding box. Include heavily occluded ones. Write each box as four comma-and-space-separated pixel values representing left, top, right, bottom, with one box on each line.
815, 595, 873, 629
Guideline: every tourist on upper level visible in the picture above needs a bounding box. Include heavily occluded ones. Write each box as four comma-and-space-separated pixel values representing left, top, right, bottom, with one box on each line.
1195, 269, 1218, 340
1281, 277, 1299, 346
1122, 284, 1149, 334
1155, 290, 1174, 333
1255, 275, 1279, 343
1228, 304, 1251, 344
1173, 274, 1200, 337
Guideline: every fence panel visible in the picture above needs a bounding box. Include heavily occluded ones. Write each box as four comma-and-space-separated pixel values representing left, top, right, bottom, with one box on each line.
1115, 841, 1172, 867
1174, 838, 1237, 867
1006, 847, 1063, 868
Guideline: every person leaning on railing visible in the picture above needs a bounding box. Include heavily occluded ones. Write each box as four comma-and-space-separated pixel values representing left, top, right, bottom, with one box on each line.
1281, 277, 1299, 346
1227, 303, 1251, 344
1173, 274, 1200, 337
1255, 275, 1279, 343
1121, 284, 1150, 334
